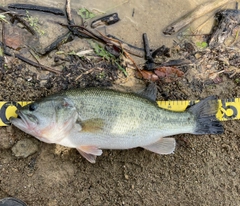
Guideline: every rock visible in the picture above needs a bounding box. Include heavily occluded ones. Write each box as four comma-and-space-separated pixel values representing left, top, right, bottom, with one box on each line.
11, 138, 38, 158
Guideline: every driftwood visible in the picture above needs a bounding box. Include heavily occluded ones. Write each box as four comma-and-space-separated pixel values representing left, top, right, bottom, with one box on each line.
208, 9, 240, 47
91, 13, 120, 28
163, 0, 233, 35
8, 4, 65, 16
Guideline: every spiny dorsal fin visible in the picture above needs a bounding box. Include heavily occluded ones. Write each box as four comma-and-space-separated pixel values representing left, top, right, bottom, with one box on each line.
139, 82, 157, 101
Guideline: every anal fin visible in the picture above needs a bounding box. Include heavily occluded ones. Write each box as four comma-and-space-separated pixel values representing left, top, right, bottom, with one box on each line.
142, 138, 176, 154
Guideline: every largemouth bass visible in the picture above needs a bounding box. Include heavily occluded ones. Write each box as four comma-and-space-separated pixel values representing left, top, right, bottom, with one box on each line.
10, 85, 223, 163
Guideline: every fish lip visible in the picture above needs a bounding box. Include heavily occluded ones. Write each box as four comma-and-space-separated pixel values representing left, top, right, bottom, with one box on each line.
19, 111, 39, 125
10, 110, 38, 127
16, 110, 28, 125
10, 110, 28, 126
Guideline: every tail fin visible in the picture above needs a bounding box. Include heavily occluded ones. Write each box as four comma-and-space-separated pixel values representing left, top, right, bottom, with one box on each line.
188, 96, 224, 134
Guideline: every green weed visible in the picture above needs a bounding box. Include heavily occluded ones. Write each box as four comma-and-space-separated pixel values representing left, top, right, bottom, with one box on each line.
0, 14, 8, 23
90, 41, 128, 76
25, 11, 45, 35
78, 8, 96, 20
196, 41, 208, 49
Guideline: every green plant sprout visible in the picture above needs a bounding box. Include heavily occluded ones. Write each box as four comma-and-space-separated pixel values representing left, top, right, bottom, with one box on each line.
78, 8, 96, 20
196, 41, 208, 49
0, 14, 8, 23
0, 47, 3, 57
24, 11, 45, 35
90, 41, 128, 76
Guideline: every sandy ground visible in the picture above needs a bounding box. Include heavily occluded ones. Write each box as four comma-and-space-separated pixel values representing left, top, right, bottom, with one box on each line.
1, 0, 240, 205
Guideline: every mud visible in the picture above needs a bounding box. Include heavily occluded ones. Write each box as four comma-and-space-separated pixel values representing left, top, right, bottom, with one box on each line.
1, 0, 240, 206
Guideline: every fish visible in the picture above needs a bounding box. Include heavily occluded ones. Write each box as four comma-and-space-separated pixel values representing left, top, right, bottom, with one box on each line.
10, 84, 224, 163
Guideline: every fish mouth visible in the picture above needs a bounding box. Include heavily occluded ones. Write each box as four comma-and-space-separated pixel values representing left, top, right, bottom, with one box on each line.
10, 110, 28, 128
10, 110, 38, 129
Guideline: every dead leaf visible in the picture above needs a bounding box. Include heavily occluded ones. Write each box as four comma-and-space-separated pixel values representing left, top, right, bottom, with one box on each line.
5, 33, 23, 50
154, 66, 184, 82
137, 70, 159, 81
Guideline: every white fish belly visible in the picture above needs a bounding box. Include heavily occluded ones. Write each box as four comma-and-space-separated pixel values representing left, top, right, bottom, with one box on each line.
59, 118, 195, 150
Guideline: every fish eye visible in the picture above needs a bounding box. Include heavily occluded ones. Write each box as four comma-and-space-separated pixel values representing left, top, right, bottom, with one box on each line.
29, 103, 38, 111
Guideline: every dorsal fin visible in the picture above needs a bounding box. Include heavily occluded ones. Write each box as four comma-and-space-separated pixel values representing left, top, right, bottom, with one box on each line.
139, 82, 157, 101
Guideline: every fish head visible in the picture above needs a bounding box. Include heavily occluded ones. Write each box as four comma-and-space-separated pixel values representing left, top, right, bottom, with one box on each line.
10, 96, 78, 143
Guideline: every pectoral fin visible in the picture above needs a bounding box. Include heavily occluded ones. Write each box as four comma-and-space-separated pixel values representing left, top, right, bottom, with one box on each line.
77, 145, 103, 163
143, 138, 176, 154
79, 118, 105, 133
